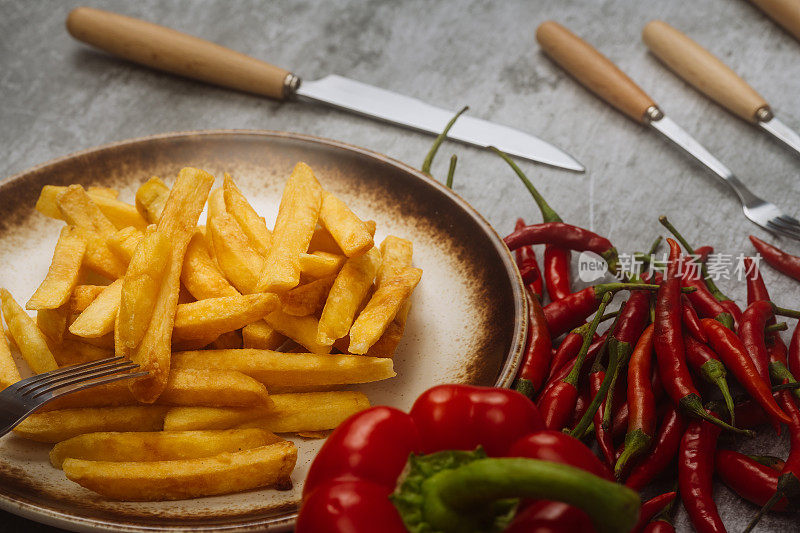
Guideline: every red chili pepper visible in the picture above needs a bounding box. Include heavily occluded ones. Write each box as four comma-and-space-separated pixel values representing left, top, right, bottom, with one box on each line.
744, 389, 800, 532
715, 450, 788, 511
702, 318, 792, 429
590, 362, 616, 469
539, 334, 606, 400
505, 500, 595, 533
738, 300, 775, 385
548, 330, 584, 381
515, 292, 552, 398
679, 416, 725, 533
682, 295, 708, 342
514, 218, 544, 298
681, 260, 734, 329
492, 148, 575, 303
745, 256, 771, 305
631, 491, 678, 533
545, 245, 572, 300
625, 404, 686, 491
299, 385, 641, 533
694, 245, 714, 263
684, 335, 736, 427
603, 290, 651, 429
615, 324, 656, 478
409, 385, 544, 457
750, 235, 800, 282
790, 320, 800, 383
505, 222, 619, 273
538, 293, 612, 430
656, 239, 744, 433
643, 519, 675, 533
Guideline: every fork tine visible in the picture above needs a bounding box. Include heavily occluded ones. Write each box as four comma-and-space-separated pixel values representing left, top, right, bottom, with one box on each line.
27, 362, 141, 400
776, 215, 800, 229
37, 371, 149, 405
15, 357, 127, 392
767, 220, 800, 241
20, 359, 138, 395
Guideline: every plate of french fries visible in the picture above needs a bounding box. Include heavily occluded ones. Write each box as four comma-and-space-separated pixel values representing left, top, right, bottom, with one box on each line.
0, 130, 526, 531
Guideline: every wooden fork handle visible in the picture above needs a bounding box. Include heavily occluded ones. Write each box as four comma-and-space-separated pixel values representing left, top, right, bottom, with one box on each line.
536, 20, 657, 123
643, 20, 768, 122
66, 7, 296, 100
748, 0, 800, 42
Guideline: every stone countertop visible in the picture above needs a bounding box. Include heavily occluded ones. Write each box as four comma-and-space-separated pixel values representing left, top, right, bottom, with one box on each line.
1, 0, 798, 531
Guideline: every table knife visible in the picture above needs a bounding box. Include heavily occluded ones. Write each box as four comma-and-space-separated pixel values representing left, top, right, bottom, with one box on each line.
643, 20, 800, 157
535, 20, 800, 239
65, 7, 583, 172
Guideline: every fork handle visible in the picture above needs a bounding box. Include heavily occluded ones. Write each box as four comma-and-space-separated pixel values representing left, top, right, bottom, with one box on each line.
748, 0, 800, 42
536, 21, 657, 123
643, 20, 769, 122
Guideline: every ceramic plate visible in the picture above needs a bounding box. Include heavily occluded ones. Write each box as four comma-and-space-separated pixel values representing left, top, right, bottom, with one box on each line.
0, 130, 527, 531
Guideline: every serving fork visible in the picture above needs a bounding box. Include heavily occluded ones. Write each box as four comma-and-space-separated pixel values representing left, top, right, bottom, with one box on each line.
536, 21, 800, 241
0, 357, 146, 437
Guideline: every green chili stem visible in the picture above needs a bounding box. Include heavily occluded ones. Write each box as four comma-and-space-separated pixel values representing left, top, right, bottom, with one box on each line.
565, 292, 613, 386
743, 491, 782, 533
421, 458, 641, 533
766, 322, 788, 333
593, 283, 695, 297
768, 361, 800, 401
614, 429, 652, 479
774, 306, 800, 319
445, 154, 457, 189
658, 215, 730, 302
602, 338, 631, 430
700, 360, 736, 427
489, 147, 562, 224
422, 106, 468, 174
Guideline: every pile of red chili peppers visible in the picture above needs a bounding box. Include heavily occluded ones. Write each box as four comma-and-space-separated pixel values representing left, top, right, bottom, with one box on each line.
296, 143, 800, 532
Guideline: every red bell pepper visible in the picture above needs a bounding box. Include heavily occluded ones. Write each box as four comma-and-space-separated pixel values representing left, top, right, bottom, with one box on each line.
298, 384, 640, 533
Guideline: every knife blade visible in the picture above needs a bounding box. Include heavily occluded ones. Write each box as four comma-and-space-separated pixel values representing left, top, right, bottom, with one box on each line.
65, 7, 584, 172
642, 20, 800, 157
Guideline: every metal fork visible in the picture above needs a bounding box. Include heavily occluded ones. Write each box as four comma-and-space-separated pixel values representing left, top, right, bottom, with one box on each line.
0, 357, 147, 437
648, 110, 800, 241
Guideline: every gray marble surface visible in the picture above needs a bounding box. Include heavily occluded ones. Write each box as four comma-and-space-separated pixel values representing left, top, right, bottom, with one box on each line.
1, 0, 799, 531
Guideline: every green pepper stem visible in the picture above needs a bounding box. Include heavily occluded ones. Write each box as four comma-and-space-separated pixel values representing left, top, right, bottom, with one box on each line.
700, 360, 736, 427
768, 361, 800, 402
774, 305, 800, 319
489, 146, 562, 224
422, 106, 468, 174
565, 293, 613, 386
514, 378, 535, 399
658, 215, 730, 302
743, 490, 782, 533
766, 322, 788, 333
715, 312, 735, 330
614, 429, 652, 479
569, 352, 614, 439
680, 395, 753, 436
445, 155, 457, 189
602, 339, 631, 430
593, 283, 695, 297
421, 458, 641, 533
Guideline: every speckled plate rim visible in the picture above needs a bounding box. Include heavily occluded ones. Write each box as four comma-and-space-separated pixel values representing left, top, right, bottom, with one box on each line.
0, 129, 528, 532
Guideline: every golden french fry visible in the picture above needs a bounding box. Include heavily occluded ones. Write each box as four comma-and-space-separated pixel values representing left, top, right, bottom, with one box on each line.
308, 220, 376, 255
171, 349, 395, 387
172, 293, 279, 342
264, 310, 331, 354
365, 311, 408, 357
53, 339, 111, 367
68, 279, 122, 338
135, 176, 170, 224
349, 267, 422, 354
318, 192, 373, 257
117, 228, 170, 349
181, 232, 239, 300
237, 391, 370, 433
62, 440, 296, 501
87, 186, 118, 198
163, 406, 272, 431
37, 185, 148, 231
223, 173, 271, 255
57, 185, 127, 279
208, 212, 264, 294
281, 276, 335, 316
0, 323, 21, 389
122, 168, 214, 403
107, 226, 143, 264
13, 406, 169, 443
27, 226, 86, 310
50, 428, 282, 468
242, 320, 285, 350
257, 162, 323, 293
207, 188, 227, 220
37, 307, 68, 345
67, 285, 106, 314
377, 235, 413, 286
298, 251, 345, 279
317, 247, 381, 345
0, 289, 58, 373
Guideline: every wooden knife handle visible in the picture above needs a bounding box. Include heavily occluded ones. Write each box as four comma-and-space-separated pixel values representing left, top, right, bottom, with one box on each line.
536, 20, 657, 123
643, 20, 768, 122
66, 7, 295, 100
748, 0, 800, 42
